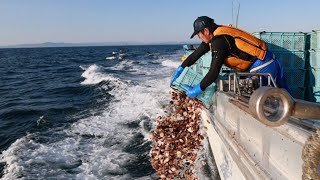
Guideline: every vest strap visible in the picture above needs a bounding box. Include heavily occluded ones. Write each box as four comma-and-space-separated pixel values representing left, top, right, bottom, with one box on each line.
249, 54, 275, 72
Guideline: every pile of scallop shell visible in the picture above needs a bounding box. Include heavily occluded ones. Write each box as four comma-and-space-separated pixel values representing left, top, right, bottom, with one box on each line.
150, 90, 204, 179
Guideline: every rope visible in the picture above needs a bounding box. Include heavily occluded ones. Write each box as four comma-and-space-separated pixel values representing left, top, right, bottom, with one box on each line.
302, 128, 320, 180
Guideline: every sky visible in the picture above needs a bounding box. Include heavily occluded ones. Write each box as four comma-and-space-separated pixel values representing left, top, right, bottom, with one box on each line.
0, 0, 320, 46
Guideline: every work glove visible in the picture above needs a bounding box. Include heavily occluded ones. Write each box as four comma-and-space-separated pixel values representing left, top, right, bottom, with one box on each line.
170, 65, 184, 85
182, 84, 203, 98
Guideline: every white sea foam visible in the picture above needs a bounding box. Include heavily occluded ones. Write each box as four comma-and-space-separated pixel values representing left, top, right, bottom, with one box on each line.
1, 57, 174, 179
108, 59, 142, 73
161, 59, 181, 68
80, 64, 122, 85
36, 115, 45, 126
114, 60, 130, 70
70, 81, 168, 178
105, 56, 117, 60
79, 65, 87, 70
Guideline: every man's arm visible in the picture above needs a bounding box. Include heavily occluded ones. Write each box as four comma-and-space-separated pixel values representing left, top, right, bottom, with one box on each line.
200, 36, 230, 90
181, 42, 210, 68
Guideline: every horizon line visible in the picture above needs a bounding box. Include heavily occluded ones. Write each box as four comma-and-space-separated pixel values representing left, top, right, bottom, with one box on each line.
0, 41, 200, 49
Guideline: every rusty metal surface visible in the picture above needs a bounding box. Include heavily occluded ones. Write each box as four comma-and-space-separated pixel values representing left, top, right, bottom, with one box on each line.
225, 90, 320, 131
292, 99, 320, 120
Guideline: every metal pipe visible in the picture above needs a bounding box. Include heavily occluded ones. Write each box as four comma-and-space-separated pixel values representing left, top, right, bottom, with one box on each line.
292, 99, 320, 119
234, 74, 236, 93
249, 87, 320, 127
229, 74, 231, 91
249, 86, 293, 127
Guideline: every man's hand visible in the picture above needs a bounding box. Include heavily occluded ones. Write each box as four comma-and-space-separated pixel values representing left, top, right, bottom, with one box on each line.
170, 65, 184, 85
182, 84, 203, 98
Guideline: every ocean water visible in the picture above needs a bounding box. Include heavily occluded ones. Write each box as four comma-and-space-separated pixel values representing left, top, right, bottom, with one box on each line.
0, 45, 218, 180
0, 45, 194, 179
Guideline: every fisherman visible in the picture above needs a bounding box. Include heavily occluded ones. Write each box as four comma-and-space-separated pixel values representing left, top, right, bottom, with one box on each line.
170, 16, 289, 98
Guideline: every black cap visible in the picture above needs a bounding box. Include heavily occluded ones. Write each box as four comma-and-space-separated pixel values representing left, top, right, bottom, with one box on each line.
190, 16, 214, 39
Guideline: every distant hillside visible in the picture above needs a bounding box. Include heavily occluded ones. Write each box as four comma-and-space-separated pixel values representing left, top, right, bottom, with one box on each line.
0, 41, 200, 48
1, 42, 77, 48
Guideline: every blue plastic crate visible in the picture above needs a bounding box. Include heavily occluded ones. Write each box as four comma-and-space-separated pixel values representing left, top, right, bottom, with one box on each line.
201, 51, 232, 75
183, 49, 203, 75
308, 49, 320, 69
173, 67, 202, 87
189, 60, 202, 75
202, 51, 212, 68
289, 87, 305, 100
284, 69, 306, 87
273, 51, 307, 69
195, 59, 203, 75
313, 87, 320, 103
309, 30, 320, 50
202, 66, 233, 77
172, 67, 217, 106
306, 68, 320, 87
202, 67, 210, 76
183, 45, 197, 51
253, 32, 306, 52
202, 53, 210, 75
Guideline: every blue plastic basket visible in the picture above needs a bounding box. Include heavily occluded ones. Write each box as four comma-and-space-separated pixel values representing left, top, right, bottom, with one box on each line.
183, 50, 203, 75
201, 51, 212, 68
309, 30, 320, 50
308, 49, 320, 69
313, 87, 320, 103
172, 67, 217, 106
202, 66, 234, 77
273, 51, 307, 69
253, 32, 306, 52
201, 52, 234, 76
284, 69, 306, 88
288, 87, 305, 100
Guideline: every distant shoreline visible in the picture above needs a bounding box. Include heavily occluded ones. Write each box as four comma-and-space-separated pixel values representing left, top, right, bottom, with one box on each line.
0, 42, 200, 49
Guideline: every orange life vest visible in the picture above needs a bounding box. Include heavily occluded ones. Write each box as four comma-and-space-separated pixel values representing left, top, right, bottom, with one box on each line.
181, 54, 187, 62
213, 26, 267, 71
